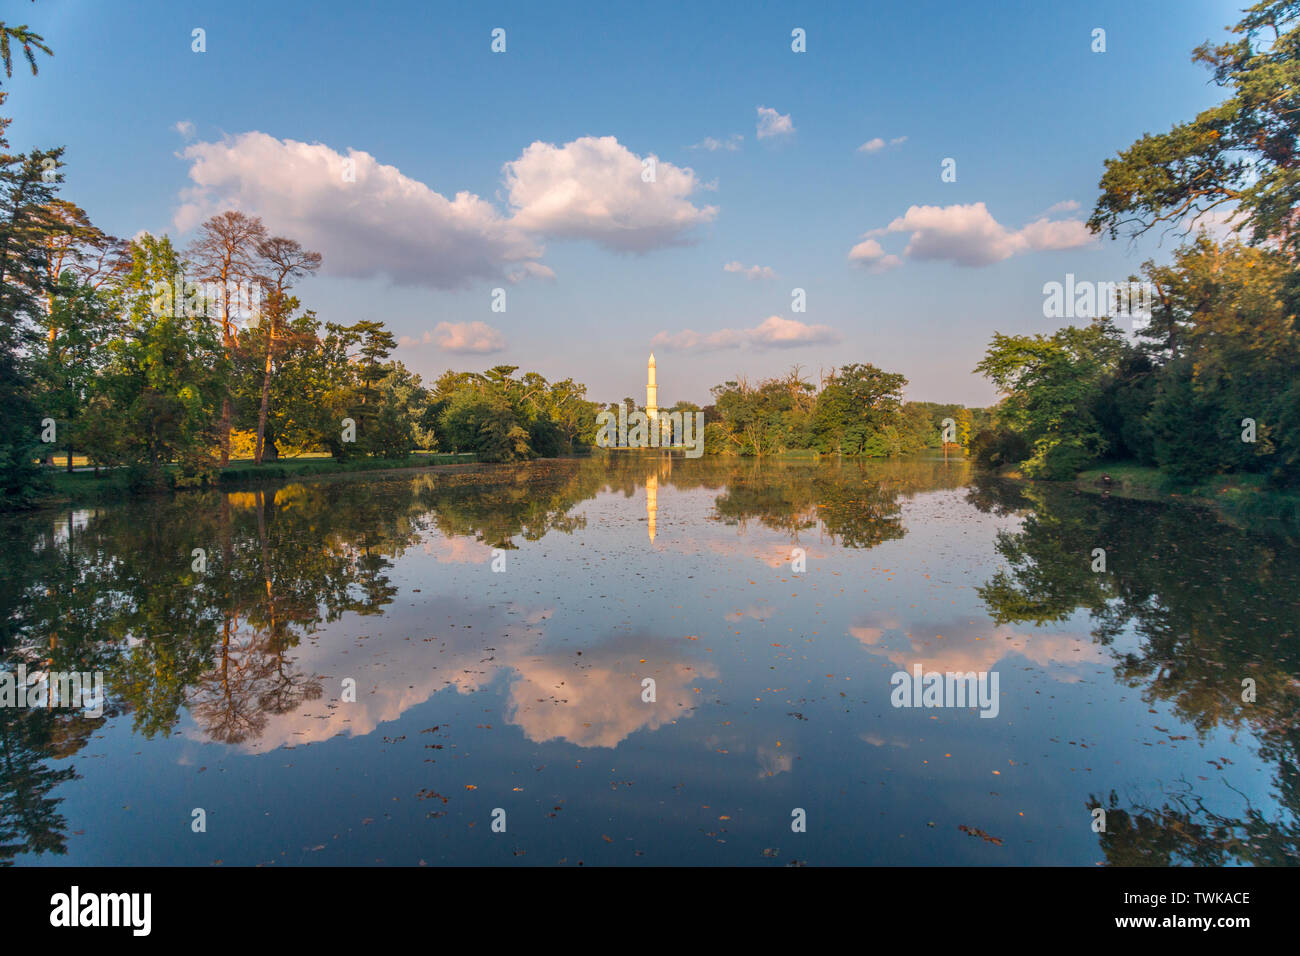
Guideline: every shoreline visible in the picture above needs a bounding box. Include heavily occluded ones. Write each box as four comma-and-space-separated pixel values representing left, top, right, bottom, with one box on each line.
991, 463, 1300, 529
22, 452, 483, 511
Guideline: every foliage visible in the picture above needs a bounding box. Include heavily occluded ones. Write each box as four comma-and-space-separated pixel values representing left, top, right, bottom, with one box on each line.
704, 365, 980, 458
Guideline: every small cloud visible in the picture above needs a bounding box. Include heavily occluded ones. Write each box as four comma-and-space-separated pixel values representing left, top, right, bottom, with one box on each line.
747, 315, 838, 348
400, 321, 506, 354
507, 262, 556, 284
688, 134, 743, 152
174, 120, 196, 140
651, 328, 745, 351
652, 315, 838, 352
1041, 199, 1080, 216
756, 107, 794, 140
858, 136, 906, 155
848, 239, 902, 273
723, 260, 776, 280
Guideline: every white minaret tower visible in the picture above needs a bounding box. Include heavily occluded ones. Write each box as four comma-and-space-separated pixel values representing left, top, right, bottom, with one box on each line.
646, 352, 659, 427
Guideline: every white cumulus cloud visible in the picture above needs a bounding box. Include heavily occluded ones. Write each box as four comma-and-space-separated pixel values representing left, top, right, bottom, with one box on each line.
174, 132, 544, 289
504, 135, 717, 252
851, 202, 1095, 269
173, 132, 717, 288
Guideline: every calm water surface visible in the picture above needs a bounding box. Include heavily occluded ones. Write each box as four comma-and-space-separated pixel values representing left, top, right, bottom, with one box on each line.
2, 456, 1297, 865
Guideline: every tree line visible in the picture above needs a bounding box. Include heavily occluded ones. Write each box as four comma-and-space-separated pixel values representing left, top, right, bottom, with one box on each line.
695, 364, 987, 457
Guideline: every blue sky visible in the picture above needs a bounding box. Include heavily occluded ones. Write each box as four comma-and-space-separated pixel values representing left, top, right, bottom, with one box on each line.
8, 0, 1243, 406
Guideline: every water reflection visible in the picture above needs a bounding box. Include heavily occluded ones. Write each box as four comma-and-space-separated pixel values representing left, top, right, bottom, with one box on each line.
967, 478, 1300, 864
0, 456, 1296, 865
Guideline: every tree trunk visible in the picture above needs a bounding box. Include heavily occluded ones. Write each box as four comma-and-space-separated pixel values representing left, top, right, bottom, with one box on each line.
254, 322, 275, 465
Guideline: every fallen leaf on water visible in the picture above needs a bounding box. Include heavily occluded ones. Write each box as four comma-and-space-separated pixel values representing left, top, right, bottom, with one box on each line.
957, 825, 1003, 846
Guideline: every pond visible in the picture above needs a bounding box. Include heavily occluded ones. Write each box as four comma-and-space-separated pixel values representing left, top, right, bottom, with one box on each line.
2, 455, 1297, 866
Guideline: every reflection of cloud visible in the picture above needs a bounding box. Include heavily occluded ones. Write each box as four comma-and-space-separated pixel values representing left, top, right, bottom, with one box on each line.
757, 744, 792, 778
505, 636, 716, 748
190, 594, 553, 753
423, 536, 492, 563
726, 604, 776, 623
193, 594, 714, 754
850, 616, 1103, 677
701, 538, 828, 568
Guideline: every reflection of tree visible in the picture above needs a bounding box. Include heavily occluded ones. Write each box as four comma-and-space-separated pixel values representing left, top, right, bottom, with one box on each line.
975, 485, 1111, 626
412, 461, 603, 548
712, 463, 821, 538
0, 460, 609, 757
0, 706, 96, 865
711, 457, 970, 548
1088, 785, 1300, 866
187, 615, 320, 744
971, 479, 1300, 864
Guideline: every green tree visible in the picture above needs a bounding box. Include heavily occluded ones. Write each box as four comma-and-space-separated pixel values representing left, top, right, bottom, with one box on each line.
974, 321, 1127, 478
0, 18, 52, 86
33, 271, 121, 471
1088, 1, 1300, 261
811, 363, 908, 457
92, 234, 227, 486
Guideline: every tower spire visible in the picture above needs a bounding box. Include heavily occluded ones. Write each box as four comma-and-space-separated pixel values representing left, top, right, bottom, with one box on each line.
646, 352, 658, 428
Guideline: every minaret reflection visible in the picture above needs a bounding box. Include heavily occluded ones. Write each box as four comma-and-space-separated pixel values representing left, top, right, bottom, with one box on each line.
646, 471, 657, 541
645, 455, 671, 542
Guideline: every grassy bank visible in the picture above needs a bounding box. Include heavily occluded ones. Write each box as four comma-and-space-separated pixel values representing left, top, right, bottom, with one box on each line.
1075, 463, 1300, 525
37, 452, 479, 508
